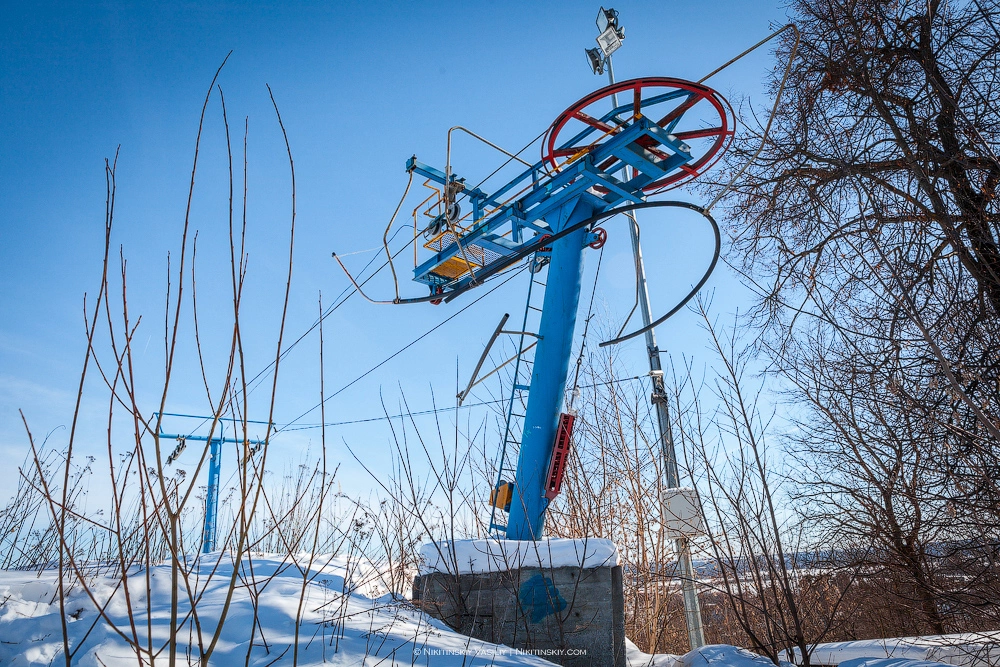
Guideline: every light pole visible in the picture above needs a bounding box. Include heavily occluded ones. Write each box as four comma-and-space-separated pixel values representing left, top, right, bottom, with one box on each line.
586, 7, 706, 650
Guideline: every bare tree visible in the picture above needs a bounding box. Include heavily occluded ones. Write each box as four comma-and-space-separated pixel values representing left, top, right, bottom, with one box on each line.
708, 0, 1000, 640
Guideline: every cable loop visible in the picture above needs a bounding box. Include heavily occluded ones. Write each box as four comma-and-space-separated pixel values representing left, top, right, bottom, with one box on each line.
383, 170, 414, 301
598, 201, 720, 347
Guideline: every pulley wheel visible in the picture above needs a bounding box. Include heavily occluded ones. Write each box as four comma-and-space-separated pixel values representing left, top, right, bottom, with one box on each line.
542, 77, 734, 193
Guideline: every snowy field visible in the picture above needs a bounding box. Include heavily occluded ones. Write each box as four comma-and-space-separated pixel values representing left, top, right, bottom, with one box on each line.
3, 550, 968, 667
0, 554, 562, 666
0, 552, 792, 666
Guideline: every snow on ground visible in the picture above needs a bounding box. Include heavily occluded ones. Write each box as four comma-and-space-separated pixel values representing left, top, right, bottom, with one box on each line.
0, 554, 560, 666
418, 538, 619, 575
781, 633, 1000, 667
839, 660, 956, 667
676, 645, 789, 667
0, 551, 815, 667
626, 644, 792, 667
626, 637, 679, 667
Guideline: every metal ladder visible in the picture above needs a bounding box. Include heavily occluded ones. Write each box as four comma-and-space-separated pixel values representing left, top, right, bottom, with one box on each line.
488, 257, 548, 535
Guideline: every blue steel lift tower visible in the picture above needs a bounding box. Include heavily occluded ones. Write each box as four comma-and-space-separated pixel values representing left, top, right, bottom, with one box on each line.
155, 414, 267, 553
338, 76, 731, 541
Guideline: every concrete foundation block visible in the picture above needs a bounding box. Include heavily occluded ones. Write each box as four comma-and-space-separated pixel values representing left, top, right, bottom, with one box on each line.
413, 563, 625, 667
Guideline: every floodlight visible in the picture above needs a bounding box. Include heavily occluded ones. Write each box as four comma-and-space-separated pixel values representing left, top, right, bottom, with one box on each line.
596, 7, 620, 33
585, 47, 606, 75
596, 24, 622, 57
596, 6, 611, 33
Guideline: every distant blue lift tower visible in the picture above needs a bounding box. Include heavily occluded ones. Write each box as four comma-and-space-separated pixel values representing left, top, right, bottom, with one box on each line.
156, 416, 268, 553
342, 77, 731, 540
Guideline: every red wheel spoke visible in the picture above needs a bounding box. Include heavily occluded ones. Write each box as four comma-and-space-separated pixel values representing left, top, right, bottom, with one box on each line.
633, 85, 642, 117
573, 110, 614, 133
635, 136, 671, 160
649, 147, 671, 161
673, 127, 724, 140
656, 94, 701, 129
597, 156, 618, 171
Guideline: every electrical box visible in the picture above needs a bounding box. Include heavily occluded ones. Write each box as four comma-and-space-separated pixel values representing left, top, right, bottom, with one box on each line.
661, 487, 704, 538
490, 481, 513, 512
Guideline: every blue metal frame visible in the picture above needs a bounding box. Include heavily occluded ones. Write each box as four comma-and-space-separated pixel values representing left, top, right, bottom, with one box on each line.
408, 115, 692, 290
157, 421, 267, 553
406, 101, 696, 540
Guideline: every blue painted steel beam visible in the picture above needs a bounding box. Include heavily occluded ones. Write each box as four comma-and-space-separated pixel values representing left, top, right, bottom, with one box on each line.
506, 193, 605, 540
618, 144, 669, 179
204, 437, 221, 552
406, 157, 490, 206
411, 123, 681, 285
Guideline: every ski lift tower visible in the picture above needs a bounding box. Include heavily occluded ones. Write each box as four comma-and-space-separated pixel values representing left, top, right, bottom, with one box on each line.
338, 26, 731, 543
339, 13, 733, 664
155, 414, 267, 554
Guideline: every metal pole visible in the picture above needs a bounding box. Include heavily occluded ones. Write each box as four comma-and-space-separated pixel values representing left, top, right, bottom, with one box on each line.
606, 55, 706, 650
203, 428, 221, 553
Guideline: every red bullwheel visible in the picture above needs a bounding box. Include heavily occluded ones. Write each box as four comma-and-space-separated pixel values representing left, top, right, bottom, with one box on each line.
542, 77, 734, 193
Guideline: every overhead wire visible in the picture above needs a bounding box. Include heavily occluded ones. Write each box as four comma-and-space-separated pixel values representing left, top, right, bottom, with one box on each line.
275, 264, 527, 434
282, 397, 508, 431
600, 201, 721, 346
159, 371, 649, 441
599, 24, 799, 344
614, 211, 642, 338
569, 242, 606, 404
239, 126, 544, 431
700, 23, 800, 214
240, 222, 413, 399
455, 128, 550, 207
279, 373, 648, 431
383, 170, 414, 302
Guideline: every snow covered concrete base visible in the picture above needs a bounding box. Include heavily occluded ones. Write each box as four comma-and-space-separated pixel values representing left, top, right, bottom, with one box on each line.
0, 554, 560, 666
418, 538, 619, 575
414, 538, 624, 667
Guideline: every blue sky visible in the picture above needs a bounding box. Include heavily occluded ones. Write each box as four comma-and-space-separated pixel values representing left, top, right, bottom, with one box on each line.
0, 1, 788, 502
